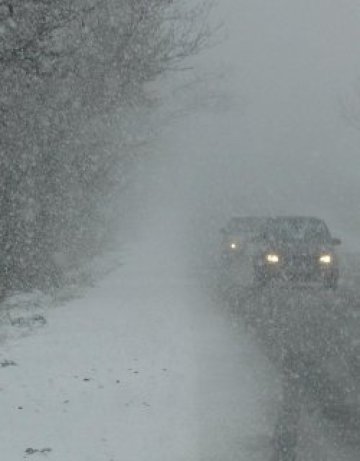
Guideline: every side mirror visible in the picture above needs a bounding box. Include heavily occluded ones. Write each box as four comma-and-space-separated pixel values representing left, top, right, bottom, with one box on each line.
332, 237, 341, 246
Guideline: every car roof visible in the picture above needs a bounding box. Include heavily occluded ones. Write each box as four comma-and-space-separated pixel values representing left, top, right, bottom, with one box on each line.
225, 216, 331, 237
260, 216, 332, 241
271, 216, 325, 223
265, 216, 329, 230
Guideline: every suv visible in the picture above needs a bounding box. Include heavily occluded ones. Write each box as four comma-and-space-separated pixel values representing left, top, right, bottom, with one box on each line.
253, 216, 341, 288
220, 216, 270, 263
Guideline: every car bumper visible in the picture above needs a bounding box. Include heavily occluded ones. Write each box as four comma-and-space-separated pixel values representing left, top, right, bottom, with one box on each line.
255, 264, 339, 283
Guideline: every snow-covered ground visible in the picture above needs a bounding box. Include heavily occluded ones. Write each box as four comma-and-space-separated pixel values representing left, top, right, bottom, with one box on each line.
0, 226, 282, 461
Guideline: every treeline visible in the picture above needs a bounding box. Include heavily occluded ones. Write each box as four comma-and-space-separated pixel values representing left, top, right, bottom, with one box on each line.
0, 0, 208, 290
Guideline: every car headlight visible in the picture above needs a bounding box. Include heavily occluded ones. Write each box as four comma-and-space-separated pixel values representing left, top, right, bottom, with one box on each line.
319, 254, 332, 264
230, 242, 239, 250
266, 253, 279, 264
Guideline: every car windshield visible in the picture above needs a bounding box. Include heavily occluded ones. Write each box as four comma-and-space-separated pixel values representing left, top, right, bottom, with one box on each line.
263, 218, 332, 244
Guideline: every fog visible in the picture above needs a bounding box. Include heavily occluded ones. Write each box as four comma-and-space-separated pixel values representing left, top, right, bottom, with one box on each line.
125, 5, 360, 457
137, 0, 360, 253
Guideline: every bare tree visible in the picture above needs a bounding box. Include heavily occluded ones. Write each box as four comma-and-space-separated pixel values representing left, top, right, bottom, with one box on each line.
0, 0, 211, 291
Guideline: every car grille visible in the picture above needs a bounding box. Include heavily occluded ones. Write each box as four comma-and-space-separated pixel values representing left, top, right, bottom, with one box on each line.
285, 254, 316, 271
287, 254, 314, 264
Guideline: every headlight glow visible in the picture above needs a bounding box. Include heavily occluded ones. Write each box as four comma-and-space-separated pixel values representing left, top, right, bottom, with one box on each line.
230, 242, 238, 250
319, 254, 332, 264
266, 253, 279, 264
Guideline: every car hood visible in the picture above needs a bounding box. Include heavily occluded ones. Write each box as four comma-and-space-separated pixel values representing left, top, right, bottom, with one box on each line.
261, 241, 334, 254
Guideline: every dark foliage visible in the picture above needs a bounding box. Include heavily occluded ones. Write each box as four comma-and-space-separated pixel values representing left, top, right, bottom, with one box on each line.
0, 0, 209, 290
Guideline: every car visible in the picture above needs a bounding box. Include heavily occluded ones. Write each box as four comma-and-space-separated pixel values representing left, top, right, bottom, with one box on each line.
253, 216, 341, 288
218, 216, 272, 290
220, 216, 270, 264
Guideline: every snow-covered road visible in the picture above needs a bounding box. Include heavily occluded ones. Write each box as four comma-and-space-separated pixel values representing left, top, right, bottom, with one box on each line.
3, 241, 360, 461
